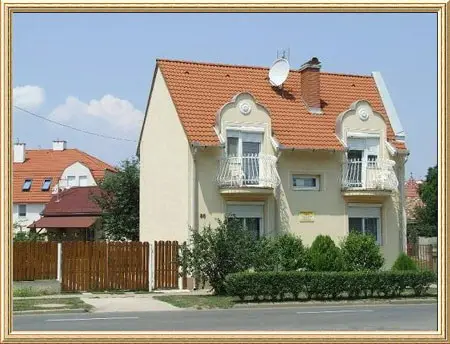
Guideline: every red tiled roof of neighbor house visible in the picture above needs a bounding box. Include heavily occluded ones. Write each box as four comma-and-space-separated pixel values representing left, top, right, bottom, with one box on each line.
155, 59, 407, 151
42, 186, 103, 216
14, 149, 116, 203
405, 176, 424, 221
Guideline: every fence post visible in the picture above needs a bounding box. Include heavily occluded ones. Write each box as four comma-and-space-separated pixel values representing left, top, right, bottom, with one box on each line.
148, 243, 153, 292
57, 242, 62, 282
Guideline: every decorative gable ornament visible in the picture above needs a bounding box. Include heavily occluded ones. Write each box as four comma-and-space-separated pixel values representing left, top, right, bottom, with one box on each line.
358, 107, 369, 121
239, 101, 252, 115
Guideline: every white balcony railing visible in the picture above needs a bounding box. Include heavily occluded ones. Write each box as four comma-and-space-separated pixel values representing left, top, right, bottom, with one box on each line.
342, 158, 399, 191
216, 154, 281, 189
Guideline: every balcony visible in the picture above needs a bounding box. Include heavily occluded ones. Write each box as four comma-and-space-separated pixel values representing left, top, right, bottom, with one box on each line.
341, 159, 398, 200
216, 154, 280, 197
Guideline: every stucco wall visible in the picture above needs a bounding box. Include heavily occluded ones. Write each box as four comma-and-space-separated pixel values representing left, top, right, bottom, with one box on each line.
139, 68, 191, 244
13, 203, 45, 230
60, 162, 97, 187
276, 150, 347, 245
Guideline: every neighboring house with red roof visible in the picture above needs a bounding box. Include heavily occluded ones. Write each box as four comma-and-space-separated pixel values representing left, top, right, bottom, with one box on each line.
28, 186, 104, 241
405, 175, 424, 223
13, 140, 115, 231
137, 56, 409, 268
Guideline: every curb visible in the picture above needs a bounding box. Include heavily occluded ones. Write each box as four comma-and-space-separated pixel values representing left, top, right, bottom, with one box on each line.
13, 308, 88, 315
14, 294, 82, 300
231, 298, 438, 309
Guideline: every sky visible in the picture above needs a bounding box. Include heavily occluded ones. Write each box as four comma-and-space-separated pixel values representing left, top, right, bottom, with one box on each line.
12, 13, 437, 179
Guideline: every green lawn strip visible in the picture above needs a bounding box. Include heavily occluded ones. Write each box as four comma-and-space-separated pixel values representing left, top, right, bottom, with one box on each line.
13, 287, 60, 298
154, 291, 437, 310
13, 297, 93, 312
154, 295, 235, 309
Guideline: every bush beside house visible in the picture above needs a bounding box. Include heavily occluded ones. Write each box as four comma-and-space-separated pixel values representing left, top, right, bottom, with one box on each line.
181, 220, 436, 299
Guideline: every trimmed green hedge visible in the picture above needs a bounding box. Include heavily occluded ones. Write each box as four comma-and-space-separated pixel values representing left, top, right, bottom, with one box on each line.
225, 270, 436, 301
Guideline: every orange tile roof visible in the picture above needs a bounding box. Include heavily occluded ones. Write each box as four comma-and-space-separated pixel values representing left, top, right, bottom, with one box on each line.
156, 59, 407, 151
13, 149, 116, 203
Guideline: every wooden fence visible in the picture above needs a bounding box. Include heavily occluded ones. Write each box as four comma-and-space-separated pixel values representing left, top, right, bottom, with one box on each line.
407, 243, 437, 272
61, 241, 149, 292
13, 242, 58, 281
154, 241, 186, 289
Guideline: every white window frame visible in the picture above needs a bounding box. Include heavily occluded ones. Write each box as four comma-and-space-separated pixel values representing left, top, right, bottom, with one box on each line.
347, 205, 382, 245
79, 175, 88, 186
226, 203, 264, 238
67, 175, 77, 187
292, 174, 321, 191
18, 204, 27, 217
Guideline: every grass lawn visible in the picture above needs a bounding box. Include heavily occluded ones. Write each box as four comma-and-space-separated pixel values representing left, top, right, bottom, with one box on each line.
13, 297, 93, 312
154, 295, 235, 309
154, 289, 438, 310
13, 287, 60, 298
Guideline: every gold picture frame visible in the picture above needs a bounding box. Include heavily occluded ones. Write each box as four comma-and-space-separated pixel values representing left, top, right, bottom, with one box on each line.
1, 2, 447, 342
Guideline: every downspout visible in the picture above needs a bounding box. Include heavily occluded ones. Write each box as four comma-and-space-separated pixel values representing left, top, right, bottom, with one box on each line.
399, 152, 410, 253
190, 142, 201, 232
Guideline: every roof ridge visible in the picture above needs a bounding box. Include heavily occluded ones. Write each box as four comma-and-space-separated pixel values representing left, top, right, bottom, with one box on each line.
321, 71, 373, 78
72, 148, 116, 170
157, 58, 271, 71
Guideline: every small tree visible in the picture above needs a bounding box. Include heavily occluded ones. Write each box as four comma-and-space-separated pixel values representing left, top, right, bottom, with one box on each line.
414, 165, 438, 237
340, 232, 384, 271
94, 158, 139, 241
392, 252, 418, 271
179, 217, 257, 295
307, 235, 343, 272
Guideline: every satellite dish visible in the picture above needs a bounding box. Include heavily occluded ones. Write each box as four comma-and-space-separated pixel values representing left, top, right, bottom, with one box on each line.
268, 58, 290, 87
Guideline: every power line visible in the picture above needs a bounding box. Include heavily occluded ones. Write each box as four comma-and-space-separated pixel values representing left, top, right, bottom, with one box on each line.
14, 105, 138, 142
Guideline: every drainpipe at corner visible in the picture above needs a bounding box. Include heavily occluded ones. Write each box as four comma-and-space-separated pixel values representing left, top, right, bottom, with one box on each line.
399, 152, 409, 253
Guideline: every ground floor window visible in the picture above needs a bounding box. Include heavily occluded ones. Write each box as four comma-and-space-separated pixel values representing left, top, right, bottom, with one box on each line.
348, 206, 381, 244
226, 204, 264, 239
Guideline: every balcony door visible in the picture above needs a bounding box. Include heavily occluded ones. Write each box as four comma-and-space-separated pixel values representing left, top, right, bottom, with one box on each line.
346, 137, 379, 187
227, 130, 262, 185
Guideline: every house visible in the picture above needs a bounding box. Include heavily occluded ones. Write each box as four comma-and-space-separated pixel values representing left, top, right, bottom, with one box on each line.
405, 174, 424, 224
137, 56, 409, 268
13, 140, 116, 232
27, 186, 104, 241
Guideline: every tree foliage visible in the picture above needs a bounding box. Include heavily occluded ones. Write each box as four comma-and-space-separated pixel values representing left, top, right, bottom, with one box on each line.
307, 235, 343, 272
340, 232, 384, 271
179, 217, 257, 295
414, 165, 438, 237
94, 158, 140, 241
253, 233, 307, 272
392, 252, 418, 271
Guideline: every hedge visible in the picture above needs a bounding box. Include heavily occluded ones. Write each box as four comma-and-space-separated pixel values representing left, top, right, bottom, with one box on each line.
225, 270, 436, 301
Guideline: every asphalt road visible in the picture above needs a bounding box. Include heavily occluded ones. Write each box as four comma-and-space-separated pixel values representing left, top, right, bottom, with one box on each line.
13, 303, 438, 331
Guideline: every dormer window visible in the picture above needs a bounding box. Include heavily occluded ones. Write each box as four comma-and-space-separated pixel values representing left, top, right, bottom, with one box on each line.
22, 179, 32, 191
41, 178, 52, 191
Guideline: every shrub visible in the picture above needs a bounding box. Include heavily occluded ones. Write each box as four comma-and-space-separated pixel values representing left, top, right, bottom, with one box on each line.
340, 232, 384, 271
392, 252, 418, 271
225, 270, 436, 301
252, 237, 279, 272
179, 217, 257, 295
252, 233, 307, 272
275, 233, 307, 271
307, 235, 343, 271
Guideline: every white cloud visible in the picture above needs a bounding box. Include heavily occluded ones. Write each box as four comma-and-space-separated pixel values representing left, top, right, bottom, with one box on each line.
49, 94, 143, 133
13, 85, 45, 110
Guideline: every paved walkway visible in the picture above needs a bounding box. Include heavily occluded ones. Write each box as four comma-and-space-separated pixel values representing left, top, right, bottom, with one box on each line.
80, 294, 183, 313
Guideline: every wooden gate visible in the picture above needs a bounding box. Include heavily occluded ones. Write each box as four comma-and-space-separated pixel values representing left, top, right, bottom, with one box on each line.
154, 241, 181, 289
13, 242, 58, 281
61, 241, 149, 292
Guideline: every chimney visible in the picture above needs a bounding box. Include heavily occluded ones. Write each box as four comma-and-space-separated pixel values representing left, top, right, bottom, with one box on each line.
52, 140, 67, 151
14, 142, 26, 163
299, 57, 322, 113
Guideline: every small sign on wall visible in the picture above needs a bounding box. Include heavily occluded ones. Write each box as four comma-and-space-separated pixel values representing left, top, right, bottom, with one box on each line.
299, 211, 315, 223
